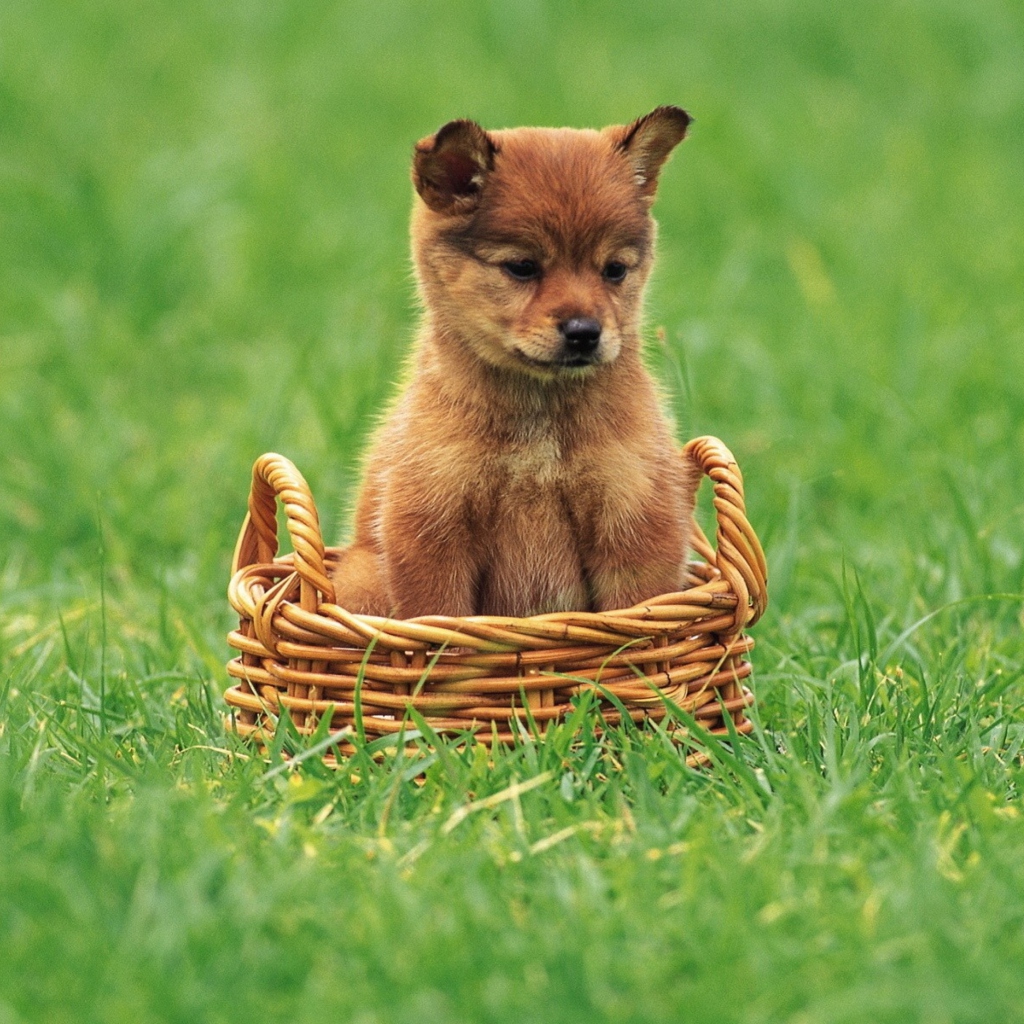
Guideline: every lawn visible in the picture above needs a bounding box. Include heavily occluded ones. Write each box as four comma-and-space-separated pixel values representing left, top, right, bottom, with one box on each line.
2, 0, 1023, 1021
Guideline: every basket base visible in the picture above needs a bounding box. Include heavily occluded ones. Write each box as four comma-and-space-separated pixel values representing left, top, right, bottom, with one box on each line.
223, 682, 754, 770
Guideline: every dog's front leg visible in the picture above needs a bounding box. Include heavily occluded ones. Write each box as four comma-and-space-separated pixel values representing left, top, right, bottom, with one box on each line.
380, 508, 478, 619
585, 515, 688, 613
588, 561, 686, 613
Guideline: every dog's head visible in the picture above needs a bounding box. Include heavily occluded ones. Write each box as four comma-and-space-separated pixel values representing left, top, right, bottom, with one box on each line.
410, 107, 690, 378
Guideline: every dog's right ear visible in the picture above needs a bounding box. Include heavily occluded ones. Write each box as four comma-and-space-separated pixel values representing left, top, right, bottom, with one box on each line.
612, 106, 692, 200
413, 120, 497, 215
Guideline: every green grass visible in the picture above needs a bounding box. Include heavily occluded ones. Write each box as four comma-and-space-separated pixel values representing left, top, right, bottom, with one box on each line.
2, 0, 1024, 1020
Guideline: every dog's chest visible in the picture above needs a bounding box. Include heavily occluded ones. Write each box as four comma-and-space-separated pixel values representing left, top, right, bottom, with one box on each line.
473, 435, 588, 615
497, 433, 563, 485
478, 464, 588, 615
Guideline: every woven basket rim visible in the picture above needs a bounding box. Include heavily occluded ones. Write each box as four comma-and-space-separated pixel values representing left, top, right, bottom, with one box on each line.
227, 435, 768, 652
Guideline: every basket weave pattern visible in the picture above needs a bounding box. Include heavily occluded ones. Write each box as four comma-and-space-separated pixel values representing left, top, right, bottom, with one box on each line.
225, 436, 767, 757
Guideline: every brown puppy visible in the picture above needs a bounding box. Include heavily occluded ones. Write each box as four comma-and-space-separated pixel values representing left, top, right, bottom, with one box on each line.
332, 107, 700, 619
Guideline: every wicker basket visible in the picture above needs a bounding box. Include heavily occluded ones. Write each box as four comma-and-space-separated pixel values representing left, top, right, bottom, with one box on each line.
225, 435, 767, 762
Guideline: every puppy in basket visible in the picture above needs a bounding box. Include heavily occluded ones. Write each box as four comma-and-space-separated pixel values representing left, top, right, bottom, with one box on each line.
333, 107, 699, 619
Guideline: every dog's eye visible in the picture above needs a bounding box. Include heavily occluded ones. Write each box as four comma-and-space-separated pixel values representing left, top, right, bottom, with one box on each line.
603, 261, 628, 283
502, 259, 541, 281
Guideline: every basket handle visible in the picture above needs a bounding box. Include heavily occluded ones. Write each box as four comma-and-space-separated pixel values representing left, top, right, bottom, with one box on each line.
684, 435, 768, 629
229, 442, 765, 625
230, 453, 336, 611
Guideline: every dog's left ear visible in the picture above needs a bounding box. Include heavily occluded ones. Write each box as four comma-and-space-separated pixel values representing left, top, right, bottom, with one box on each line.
413, 119, 497, 215
611, 105, 692, 199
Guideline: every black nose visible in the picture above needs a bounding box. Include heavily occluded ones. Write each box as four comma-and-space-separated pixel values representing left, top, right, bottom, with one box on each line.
559, 316, 602, 357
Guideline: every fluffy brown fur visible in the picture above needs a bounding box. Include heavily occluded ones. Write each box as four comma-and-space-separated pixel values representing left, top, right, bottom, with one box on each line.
332, 107, 700, 619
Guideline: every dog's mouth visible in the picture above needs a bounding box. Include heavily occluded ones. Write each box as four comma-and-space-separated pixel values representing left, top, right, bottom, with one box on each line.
512, 348, 600, 372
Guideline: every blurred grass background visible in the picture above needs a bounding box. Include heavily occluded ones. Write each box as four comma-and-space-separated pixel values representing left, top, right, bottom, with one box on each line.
1, 0, 1023, 1021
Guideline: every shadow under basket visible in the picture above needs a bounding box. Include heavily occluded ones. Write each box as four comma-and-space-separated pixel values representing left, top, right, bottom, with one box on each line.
225, 435, 768, 766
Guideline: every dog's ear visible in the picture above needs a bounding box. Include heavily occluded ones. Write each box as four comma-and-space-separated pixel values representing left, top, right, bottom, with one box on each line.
612, 105, 691, 199
413, 119, 497, 214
